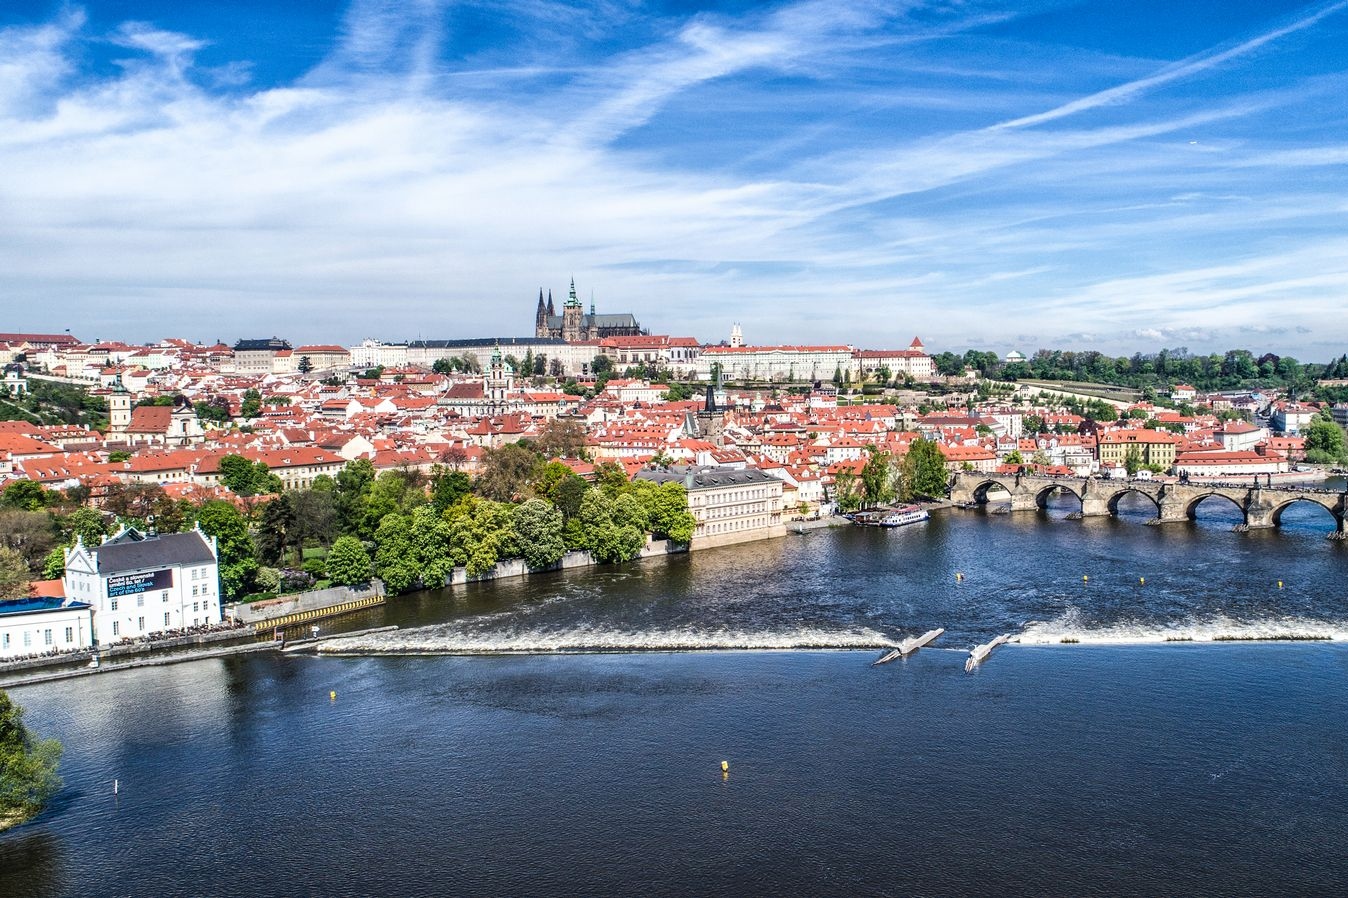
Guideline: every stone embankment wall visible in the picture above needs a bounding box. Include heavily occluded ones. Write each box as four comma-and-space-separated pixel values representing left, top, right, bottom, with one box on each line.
445, 538, 687, 586
228, 583, 386, 624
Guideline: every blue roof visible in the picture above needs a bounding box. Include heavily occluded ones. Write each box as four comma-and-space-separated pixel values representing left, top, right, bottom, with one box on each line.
0, 597, 90, 617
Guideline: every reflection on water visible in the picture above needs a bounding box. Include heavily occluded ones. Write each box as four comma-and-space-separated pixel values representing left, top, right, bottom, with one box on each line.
4, 497, 1347, 897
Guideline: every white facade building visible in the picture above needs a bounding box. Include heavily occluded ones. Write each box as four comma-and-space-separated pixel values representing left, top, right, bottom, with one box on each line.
696, 345, 857, 383
0, 598, 94, 659
63, 526, 222, 644
635, 465, 786, 549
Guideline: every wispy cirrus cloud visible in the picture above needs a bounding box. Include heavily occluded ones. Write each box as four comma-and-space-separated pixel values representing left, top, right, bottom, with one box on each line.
0, 0, 1346, 355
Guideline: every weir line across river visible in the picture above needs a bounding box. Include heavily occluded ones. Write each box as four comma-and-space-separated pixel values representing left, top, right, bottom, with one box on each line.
949, 471, 1348, 536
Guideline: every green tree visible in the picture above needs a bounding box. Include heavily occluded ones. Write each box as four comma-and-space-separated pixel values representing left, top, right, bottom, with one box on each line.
326, 535, 372, 586
0, 689, 62, 829
859, 446, 897, 509
41, 546, 65, 580
193, 396, 231, 424
663, 383, 693, 401
256, 496, 296, 565
1, 480, 49, 511
474, 444, 541, 502
289, 488, 337, 547
0, 511, 57, 575
1004, 450, 1025, 466
298, 356, 313, 374
0, 547, 30, 599
335, 458, 377, 538
555, 474, 589, 520
514, 499, 567, 570
900, 439, 949, 499
1123, 445, 1143, 476
240, 389, 262, 419
195, 501, 257, 599
409, 505, 454, 588
430, 468, 471, 514
217, 455, 283, 497
535, 419, 588, 459
593, 461, 630, 497
832, 469, 862, 513
1303, 418, 1346, 464
630, 480, 696, 543
373, 514, 418, 594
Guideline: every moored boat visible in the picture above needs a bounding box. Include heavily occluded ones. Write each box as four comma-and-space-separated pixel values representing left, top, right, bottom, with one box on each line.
878, 505, 930, 527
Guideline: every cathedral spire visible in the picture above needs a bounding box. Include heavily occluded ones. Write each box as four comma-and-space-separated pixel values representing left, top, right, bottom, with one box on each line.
547, 290, 555, 316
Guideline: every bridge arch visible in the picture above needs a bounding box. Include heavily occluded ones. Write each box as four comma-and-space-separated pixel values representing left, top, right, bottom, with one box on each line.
1034, 483, 1082, 509
1105, 487, 1160, 515
1270, 496, 1342, 531
970, 478, 1017, 504
1184, 492, 1247, 523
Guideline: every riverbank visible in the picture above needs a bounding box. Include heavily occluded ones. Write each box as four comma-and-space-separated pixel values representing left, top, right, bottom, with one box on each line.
0, 626, 400, 690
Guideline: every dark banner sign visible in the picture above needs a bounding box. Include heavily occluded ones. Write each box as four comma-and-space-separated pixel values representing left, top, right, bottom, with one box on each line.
106, 569, 173, 598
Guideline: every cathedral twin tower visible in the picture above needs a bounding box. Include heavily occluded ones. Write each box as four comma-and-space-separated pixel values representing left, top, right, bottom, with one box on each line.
534, 279, 644, 343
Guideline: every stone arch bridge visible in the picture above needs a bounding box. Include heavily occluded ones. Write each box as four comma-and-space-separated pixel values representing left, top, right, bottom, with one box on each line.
949, 471, 1347, 537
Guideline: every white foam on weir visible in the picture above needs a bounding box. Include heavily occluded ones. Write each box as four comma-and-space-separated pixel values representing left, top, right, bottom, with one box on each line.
1015, 612, 1348, 645
314, 623, 897, 655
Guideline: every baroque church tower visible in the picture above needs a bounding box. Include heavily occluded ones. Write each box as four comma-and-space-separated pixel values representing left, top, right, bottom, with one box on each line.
561, 278, 584, 343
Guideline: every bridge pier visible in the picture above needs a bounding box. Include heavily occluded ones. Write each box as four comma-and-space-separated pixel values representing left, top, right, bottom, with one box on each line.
1332, 515, 1348, 540
1154, 489, 1190, 525
1078, 479, 1111, 517
1243, 486, 1277, 530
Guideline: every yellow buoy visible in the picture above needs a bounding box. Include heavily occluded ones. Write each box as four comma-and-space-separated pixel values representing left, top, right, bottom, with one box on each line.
721, 760, 729, 773
330, 690, 337, 701
1277, 580, 1283, 589
1139, 577, 1145, 585
1083, 575, 1089, 582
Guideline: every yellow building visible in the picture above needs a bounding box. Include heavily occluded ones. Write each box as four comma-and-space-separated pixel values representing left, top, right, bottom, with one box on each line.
1097, 429, 1178, 469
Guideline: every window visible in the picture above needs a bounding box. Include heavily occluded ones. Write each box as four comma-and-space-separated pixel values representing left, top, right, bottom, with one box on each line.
137, 616, 145, 631
193, 602, 199, 613
23, 632, 31, 647
64, 627, 73, 643
112, 622, 119, 637
111, 599, 119, 611
164, 612, 170, 627
192, 585, 199, 597
2, 634, 8, 648
137, 594, 144, 608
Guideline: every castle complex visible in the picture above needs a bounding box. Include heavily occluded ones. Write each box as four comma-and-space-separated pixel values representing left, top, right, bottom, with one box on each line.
535, 280, 644, 342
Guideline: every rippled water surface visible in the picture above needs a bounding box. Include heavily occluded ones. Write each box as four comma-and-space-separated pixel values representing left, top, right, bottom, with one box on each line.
4, 493, 1347, 897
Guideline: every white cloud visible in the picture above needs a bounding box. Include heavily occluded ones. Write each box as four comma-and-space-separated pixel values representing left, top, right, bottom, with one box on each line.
0, 0, 1345, 356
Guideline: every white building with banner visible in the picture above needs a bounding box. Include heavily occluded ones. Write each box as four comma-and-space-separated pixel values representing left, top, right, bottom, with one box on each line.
63, 526, 222, 643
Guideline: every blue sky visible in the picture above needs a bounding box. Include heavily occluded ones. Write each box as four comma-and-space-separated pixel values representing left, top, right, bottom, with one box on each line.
2, 1, 1347, 357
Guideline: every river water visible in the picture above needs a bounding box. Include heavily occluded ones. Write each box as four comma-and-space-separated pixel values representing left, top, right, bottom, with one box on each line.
4, 488, 1347, 896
